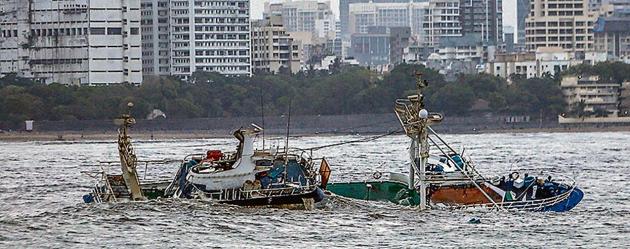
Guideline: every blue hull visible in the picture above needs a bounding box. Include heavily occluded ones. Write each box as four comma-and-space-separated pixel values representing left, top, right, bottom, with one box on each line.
541, 187, 584, 212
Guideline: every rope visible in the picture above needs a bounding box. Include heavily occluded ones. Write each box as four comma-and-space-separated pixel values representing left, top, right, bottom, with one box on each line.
302, 129, 402, 151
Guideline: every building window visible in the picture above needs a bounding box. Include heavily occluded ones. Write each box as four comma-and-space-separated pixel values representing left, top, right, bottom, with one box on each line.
90, 28, 106, 35
108, 28, 122, 35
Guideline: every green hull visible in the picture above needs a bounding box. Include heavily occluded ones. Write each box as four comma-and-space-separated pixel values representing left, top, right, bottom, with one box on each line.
326, 181, 420, 206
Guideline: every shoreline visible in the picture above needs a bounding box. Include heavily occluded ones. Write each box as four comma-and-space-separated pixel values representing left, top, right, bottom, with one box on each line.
1, 126, 629, 142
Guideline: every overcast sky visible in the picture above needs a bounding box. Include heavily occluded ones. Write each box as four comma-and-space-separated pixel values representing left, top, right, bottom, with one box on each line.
251, 0, 518, 38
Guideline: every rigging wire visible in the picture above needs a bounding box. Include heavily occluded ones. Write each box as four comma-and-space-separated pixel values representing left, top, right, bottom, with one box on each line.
302, 129, 402, 151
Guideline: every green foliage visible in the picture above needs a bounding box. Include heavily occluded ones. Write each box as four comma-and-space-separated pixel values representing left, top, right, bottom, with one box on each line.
0, 62, 592, 128
565, 61, 630, 84
506, 77, 565, 115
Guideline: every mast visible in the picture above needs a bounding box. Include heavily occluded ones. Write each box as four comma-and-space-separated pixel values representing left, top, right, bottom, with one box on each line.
394, 72, 437, 210
117, 102, 144, 201
284, 99, 292, 181
261, 88, 266, 150
395, 73, 503, 210
285, 99, 292, 155
414, 73, 430, 210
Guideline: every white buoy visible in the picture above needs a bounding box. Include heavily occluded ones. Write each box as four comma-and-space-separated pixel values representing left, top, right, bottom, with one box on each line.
25, 120, 34, 132
419, 109, 428, 119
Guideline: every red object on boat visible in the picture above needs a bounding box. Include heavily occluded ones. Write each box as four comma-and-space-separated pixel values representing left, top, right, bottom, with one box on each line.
206, 150, 223, 161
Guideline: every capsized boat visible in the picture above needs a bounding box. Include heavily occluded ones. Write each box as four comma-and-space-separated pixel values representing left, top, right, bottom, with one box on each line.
163, 125, 327, 208
326, 73, 583, 212
83, 104, 329, 209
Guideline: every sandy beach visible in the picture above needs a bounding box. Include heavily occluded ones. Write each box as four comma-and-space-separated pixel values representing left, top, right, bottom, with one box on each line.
2, 125, 629, 142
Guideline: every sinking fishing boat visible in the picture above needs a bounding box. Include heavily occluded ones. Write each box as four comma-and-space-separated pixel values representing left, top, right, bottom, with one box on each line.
164, 125, 327, 208
83, 104, 329, 209
326, 73, 584, 212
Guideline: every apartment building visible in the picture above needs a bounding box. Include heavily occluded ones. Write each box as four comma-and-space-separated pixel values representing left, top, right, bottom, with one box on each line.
264, 0, 335, 42
561, 75, 622, 115
350, 26, 411, 67
486, 47, 582, 80
348, 0, 461, 48
168, 0, 251, 77
141, 0, 170, 76
339, 0, 426, 41
525, 0, 597, 53
459, 0, 503, 45
593, 17, 630, 63
251, 16, 302, 74
0, 0, 142, 85
516, 0, 531, 46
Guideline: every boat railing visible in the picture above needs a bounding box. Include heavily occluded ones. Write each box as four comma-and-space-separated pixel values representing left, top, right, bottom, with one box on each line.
455, 182, 576, 211
85, 159, 181, 181
200, 184, 318, 202
92, 168, 118, 203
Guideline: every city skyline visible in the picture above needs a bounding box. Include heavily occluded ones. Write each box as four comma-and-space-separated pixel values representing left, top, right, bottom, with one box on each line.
251, 0, 518, 39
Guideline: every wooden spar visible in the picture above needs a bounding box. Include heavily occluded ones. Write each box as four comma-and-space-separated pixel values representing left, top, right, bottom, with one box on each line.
117, 102, 144, 201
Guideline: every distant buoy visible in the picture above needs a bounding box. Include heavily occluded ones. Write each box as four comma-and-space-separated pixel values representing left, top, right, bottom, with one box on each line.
83, 194, 94, 203
468, 217, 481, 224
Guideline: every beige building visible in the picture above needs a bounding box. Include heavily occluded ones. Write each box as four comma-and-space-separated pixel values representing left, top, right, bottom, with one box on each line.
559, 76, 630, 123
486, 47, 584, 80
0, 0, 142, 85
251, 16, 302, 74
561, 75, 622, 116
525, 0, 597, 53
264, 0, 336, 43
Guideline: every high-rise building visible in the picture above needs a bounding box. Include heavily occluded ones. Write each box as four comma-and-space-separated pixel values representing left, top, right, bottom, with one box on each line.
251, 16, 302, 74
265, 0, 336, 42
339, 0, 426, 41
350, 26, 411, 67
504, 26, 515, 52
427, 0, 464, 47
598, 0, 630, 17
141, 0, 170, 76
326, 21, 344, 57
525, 0, 597, 53
593, 17, 630, 62
459, 0, 503, 45
0, 0, 142, 85
169, 0, 251, 77
347, 0, 461, 48
516, 0, 531, 46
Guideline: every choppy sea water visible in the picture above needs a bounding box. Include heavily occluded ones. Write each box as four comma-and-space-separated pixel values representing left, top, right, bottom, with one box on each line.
0, 132, 628, 248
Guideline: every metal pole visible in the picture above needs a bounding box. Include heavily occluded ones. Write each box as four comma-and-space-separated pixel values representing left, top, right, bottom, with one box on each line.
418, 123, 429, 210
408, 138, 416, 190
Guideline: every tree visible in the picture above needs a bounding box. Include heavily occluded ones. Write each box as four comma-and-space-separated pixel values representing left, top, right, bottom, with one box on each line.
430, 83, 475, 115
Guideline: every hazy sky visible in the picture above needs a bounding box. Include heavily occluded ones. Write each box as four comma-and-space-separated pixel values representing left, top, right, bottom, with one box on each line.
251, 0, 518, 36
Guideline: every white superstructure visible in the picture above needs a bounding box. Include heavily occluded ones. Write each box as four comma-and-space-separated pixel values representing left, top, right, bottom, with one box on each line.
0, 0, 142, 85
